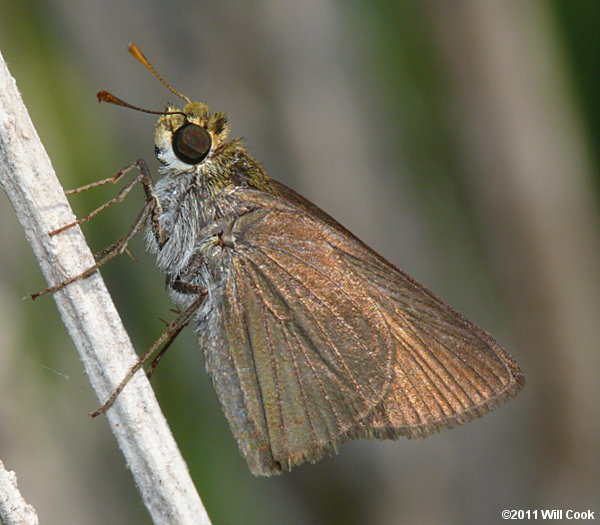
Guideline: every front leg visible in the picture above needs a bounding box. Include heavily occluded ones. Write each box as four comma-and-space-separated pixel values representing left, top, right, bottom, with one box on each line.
51, 160, 165, 242
134, 159, 168, 248
33, 160, 167, 299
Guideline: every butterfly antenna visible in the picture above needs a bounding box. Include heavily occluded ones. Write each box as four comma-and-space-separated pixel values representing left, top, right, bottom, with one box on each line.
96, 90, 186, 117
128, 43, 191, 103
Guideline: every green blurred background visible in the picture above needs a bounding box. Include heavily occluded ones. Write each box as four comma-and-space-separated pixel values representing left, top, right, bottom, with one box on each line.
1, 1, 599, 524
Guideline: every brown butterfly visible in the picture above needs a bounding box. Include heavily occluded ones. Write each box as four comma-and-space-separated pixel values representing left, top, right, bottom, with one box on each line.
41, 44, 524, 476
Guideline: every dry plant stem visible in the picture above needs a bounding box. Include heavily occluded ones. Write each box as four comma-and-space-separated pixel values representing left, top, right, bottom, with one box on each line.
0, 49, 211, 525
0, 460, 39, 525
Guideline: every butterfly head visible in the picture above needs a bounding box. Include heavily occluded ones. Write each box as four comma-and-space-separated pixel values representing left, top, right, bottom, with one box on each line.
154, 101, 230, 172
98, 43, 271, 192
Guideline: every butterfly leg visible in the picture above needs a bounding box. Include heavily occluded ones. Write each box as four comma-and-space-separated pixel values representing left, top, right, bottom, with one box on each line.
144, 278, 208, 379
32, 201, 150, 299
90, 289, 207, 418
33, 160, 166, 299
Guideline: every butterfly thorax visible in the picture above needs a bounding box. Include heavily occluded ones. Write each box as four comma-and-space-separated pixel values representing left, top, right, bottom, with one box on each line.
145, 143, 273, 309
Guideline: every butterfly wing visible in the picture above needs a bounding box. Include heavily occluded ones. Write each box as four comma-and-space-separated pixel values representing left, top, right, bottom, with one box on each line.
218, 206, 395, 474
208, 183, 523, 475
336, 242, 524, 438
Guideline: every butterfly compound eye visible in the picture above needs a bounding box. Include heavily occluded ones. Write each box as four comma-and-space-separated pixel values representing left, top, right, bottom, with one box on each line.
172, 123, 212, 165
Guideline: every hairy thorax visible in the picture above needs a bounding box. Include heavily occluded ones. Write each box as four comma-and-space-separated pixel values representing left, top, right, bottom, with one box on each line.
145, 167, 250, 310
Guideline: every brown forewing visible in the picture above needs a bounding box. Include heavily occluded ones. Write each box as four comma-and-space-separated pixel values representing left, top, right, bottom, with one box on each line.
216, 182, 524, 475
222, 206, 395, 474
